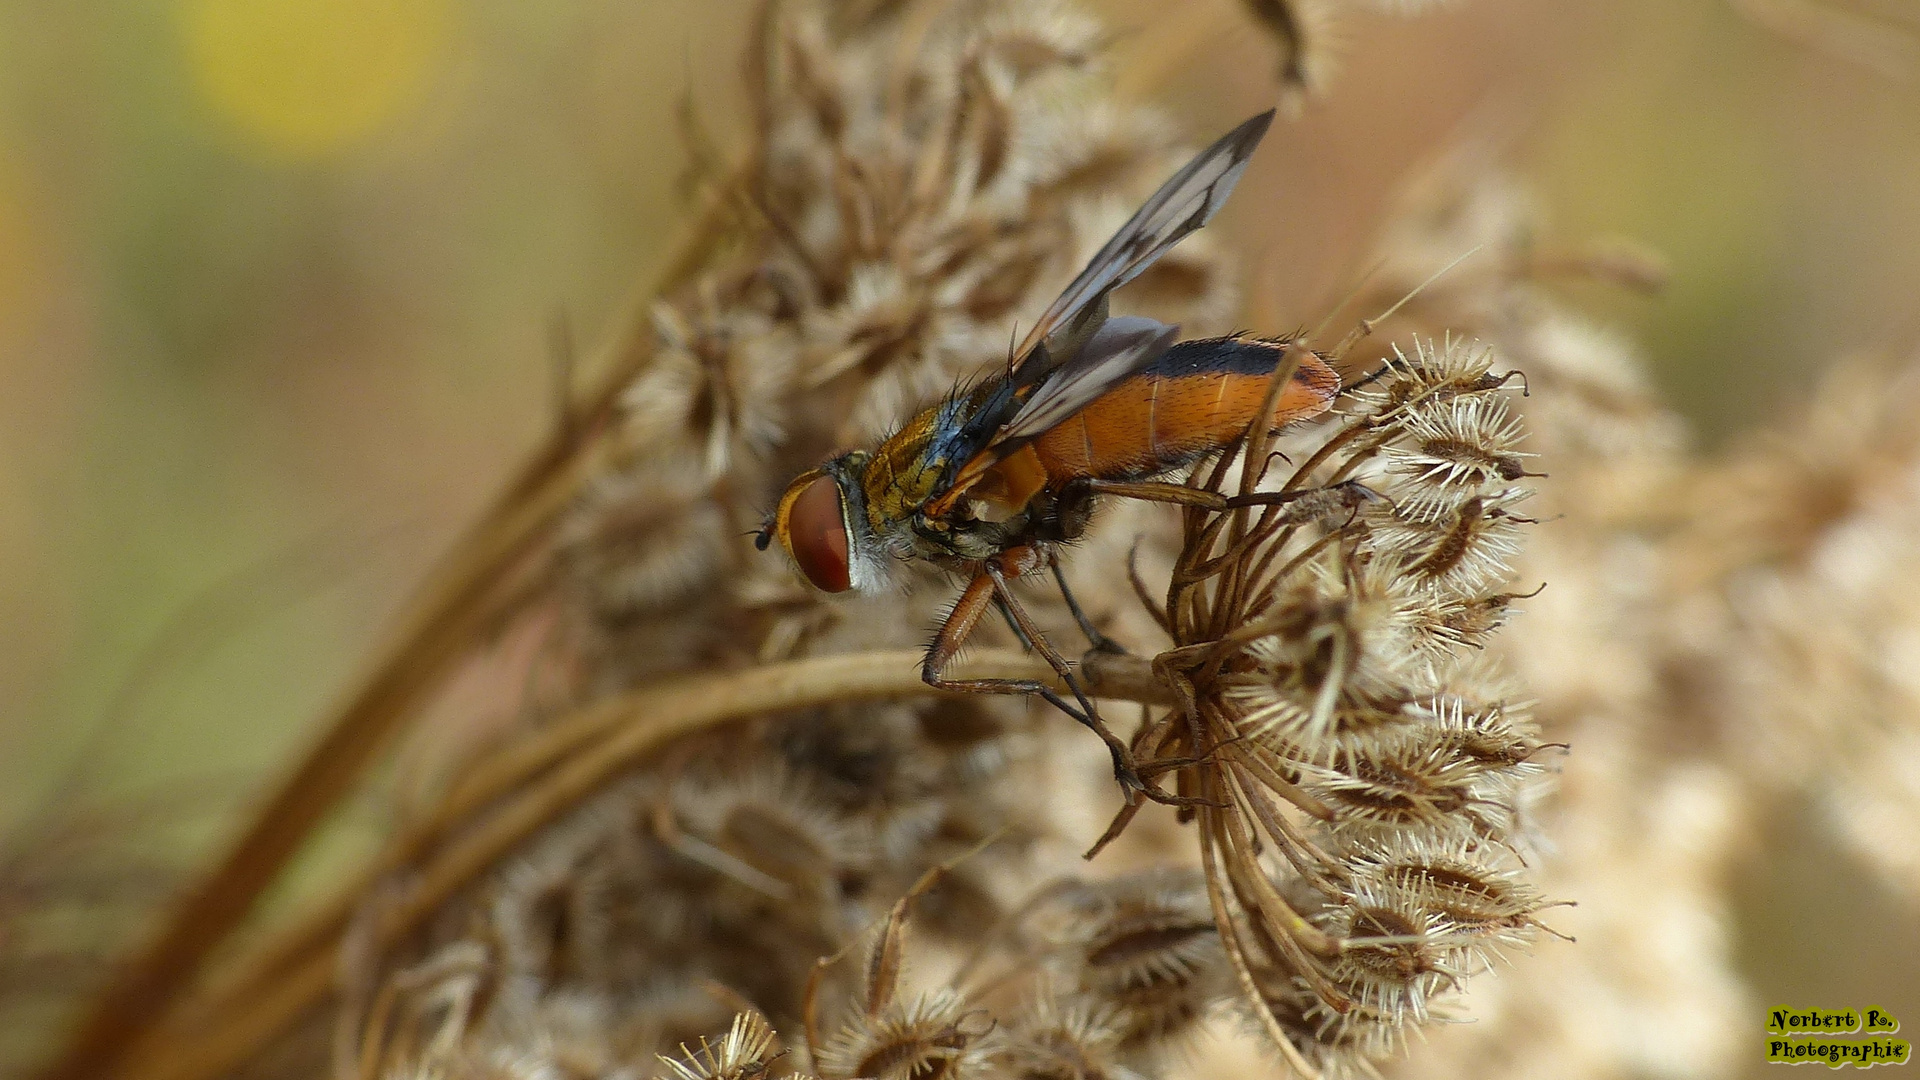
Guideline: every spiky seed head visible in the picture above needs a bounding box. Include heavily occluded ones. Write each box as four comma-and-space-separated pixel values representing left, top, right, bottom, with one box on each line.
1247, 968, 1411, 1080
1221, 557, 1435, 758
999, 996, 1134, 1080
1368, 487, 1531, 599
816, 988, 998, 1080
1344, 834, 1549, 962
1021, 872, 1233, 1050
1354, 336, 1504, 413
656, 1012, 783, 1080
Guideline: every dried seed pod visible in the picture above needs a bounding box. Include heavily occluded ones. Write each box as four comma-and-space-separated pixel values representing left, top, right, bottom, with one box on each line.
1022, 871, 1233, 1050
669, 762, 875, 906
815, 988, 998, 1079
1319, 878, 1457, 1023
1294, 707, 1535, 845
1385, 391, 1534, 522
1248, 967, 1411, 1080
1344, 835, 1549, 957
1368, 488, 1531, 599
633, 298, 796, 480
970, 4, 1106, 85
1400, 588, 1530, 663
1419, 694, 1546, 783
564, 466, 734, 624
1295, 744, 1484, 842
1239, 0, 1345, 99
999, 996, 1137, 1080
1221, 558, 1434, 756
1355, 336, 1510, 413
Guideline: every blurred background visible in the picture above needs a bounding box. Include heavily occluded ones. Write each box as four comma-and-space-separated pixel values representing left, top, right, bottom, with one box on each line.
2, 0, 1917, 1073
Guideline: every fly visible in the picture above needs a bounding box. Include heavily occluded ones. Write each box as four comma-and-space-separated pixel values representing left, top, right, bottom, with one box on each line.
756, 110, 1347, 799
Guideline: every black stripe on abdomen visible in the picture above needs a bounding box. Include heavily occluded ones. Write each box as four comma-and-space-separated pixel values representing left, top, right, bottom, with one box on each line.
1141, 336, 1295, 379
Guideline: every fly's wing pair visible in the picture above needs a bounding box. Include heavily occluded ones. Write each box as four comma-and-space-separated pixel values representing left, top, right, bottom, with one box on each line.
928, 109, 1277, 514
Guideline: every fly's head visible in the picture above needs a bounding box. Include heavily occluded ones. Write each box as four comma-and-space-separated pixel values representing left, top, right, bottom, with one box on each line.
758, 451, 894, 594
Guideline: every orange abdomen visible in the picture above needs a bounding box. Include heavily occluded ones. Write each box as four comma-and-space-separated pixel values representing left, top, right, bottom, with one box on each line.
1032, 338, 1339, 483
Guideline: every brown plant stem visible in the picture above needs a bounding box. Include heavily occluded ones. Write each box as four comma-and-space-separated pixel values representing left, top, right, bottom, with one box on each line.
1198, 799, 1324, 1080
1079, 650, 1179, 706
129, 649, 1105, 1080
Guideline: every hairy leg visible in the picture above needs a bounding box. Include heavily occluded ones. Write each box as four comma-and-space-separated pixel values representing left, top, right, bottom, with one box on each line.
920, 547, 1204, 806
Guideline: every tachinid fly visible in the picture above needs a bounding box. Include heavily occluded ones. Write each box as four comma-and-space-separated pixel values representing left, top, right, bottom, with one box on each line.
757, 109, 1346, 798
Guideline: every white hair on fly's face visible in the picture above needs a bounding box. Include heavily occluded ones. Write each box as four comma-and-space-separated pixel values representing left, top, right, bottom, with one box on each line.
845, 529, 899, 595
836, 472, 904, 596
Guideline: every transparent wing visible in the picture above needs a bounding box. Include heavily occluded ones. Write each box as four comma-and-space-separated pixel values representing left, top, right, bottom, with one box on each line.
995, 316, 1179, 446
1007, 108, 1275, 379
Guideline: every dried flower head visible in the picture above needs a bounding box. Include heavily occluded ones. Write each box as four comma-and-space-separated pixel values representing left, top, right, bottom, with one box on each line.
1095, 326, 1558, 1077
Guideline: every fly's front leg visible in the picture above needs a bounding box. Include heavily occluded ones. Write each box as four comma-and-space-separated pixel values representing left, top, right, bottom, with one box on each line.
992, 595, 1036, 652
922, 547, 1145, 797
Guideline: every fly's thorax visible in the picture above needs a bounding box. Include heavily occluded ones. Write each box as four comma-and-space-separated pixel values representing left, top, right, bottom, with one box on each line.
857, 408, 952, 544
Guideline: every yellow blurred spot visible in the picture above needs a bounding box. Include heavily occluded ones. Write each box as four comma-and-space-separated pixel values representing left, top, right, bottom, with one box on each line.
180, 0, 451, 159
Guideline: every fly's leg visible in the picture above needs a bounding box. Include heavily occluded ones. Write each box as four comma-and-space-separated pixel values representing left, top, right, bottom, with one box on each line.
984, 557, 1114, 747
923, 547, 1158, 800
1083, 477, 1381, 513
1049, 558, 1125, 655
1079, 479, 1235, 509
992, 595, 1037, 652
923, 564, 1097, 736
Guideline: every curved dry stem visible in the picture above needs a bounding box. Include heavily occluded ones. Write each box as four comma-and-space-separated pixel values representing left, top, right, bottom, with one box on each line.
1078, 650, 1178, 706
129, 648, 1129, 1080
1198, 801, 1325, 1080
1214, 779, 1339, 960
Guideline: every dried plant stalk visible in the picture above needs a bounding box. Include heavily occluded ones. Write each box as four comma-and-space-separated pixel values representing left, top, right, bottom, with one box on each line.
132, 650, 1072, 1080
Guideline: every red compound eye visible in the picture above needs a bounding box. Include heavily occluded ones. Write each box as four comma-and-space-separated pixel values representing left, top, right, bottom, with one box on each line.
786, 474, 852, 593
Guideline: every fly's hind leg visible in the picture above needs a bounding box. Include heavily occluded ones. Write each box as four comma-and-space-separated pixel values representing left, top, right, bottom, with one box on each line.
922, 556, 1137, 791
1083, 477, 1382, 517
